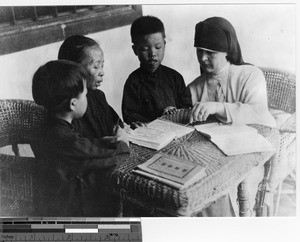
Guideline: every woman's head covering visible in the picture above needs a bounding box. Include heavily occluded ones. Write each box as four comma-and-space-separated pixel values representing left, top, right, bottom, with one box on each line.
194, 17, 245, 65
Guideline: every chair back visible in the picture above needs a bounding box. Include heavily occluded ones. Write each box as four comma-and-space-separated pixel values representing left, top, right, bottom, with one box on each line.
261, 67, 296, 114
0, 99, 47, 216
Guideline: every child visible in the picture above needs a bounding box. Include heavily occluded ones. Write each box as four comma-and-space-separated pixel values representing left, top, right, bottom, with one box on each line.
122, 15, 192, 127
32, 60, 130, 216
58, 35, 130, 139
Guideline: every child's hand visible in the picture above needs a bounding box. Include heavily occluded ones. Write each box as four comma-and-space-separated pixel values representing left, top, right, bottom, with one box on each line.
123, 123, 134, 134
163, 106, 177, 115
101, 136, 119, 144
114, 126, 129, 145
130, 121, 147, 130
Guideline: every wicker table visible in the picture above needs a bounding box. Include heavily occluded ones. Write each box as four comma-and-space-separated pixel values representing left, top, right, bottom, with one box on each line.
111, 111, 278, 217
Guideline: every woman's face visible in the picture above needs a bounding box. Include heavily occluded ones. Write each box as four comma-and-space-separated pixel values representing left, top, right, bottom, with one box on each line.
82, 46, 104, 90
196, 48, 228, 74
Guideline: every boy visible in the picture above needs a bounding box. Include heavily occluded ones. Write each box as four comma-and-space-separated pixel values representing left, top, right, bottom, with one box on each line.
122, 15, 192, 127
32, 60, 130, 216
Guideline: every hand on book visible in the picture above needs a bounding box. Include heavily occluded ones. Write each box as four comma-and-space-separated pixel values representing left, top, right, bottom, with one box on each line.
189, 102, 225, 123
163, 106, 177, 115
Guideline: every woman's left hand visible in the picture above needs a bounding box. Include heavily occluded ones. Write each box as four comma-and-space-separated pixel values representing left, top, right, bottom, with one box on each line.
189, 102, 219, 123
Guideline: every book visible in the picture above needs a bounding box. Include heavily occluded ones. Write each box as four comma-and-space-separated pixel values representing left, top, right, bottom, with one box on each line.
133, 153, 206, 190
194, 123, 276, 156
128, 118, 194, 150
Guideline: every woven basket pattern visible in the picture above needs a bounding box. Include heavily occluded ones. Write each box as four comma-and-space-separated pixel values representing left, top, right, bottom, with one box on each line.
261, 67, 296, 114
260, 68, 296, 191
0, 99, 47, 216
111, 110, 278, 216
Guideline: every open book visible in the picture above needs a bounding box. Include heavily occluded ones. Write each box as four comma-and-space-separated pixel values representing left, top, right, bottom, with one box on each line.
194, 123, 275, 156
128, 118, 194, 150
133, 153, 206, 190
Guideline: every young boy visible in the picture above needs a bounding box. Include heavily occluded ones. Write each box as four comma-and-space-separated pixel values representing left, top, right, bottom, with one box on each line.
32, 60, 130, 216
122, 15, 192, 127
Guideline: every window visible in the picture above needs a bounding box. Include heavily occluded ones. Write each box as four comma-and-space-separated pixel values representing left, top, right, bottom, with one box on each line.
0, 5, 142, 55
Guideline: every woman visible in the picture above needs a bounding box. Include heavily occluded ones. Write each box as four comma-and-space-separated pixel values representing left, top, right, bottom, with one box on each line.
188, 17, 276, 128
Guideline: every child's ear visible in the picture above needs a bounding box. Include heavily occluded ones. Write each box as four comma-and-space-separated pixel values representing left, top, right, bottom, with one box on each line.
69, 98, 76, 111
132, 45, 138, 56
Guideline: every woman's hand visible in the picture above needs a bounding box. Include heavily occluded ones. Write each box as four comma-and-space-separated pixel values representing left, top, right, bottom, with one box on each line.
163, 106, 177, 115
189, 102, 223, 123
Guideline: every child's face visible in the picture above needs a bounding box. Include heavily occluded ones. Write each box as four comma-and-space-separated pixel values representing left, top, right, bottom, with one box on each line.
73, 81, 88, 118
133, 32, 165, 73
82, 46, 104, 90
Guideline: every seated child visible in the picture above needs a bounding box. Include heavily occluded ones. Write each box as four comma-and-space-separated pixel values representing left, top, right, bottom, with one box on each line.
32, 60, 130, 216
58, 35, 130, 139
122, 15, 192, 127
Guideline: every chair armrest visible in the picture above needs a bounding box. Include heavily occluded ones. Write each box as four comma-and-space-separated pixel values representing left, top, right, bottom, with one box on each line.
279, 112, 296, 134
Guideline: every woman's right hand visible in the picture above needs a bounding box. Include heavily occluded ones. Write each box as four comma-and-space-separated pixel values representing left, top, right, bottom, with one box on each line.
189, 101, 223, 123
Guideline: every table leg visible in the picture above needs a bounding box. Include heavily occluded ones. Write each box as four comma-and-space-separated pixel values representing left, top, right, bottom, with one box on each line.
237, 180, 251, 217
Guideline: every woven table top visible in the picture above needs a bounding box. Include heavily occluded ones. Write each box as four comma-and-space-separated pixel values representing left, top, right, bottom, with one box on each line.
111, 110, 279, 216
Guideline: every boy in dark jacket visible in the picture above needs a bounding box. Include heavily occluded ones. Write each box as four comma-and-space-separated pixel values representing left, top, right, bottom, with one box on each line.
32, 60, 130, 216
122, 15, 192, 127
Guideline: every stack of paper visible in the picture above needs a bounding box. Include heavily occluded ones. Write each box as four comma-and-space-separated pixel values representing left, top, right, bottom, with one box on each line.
128, 119, 194, 150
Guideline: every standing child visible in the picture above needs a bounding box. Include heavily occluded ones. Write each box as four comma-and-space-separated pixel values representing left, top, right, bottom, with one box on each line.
32, 60, 130, 216
122, 15, 192, 128
58, 35, 129, 140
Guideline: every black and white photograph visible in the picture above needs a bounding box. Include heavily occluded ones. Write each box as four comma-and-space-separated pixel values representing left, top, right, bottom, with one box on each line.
0, 1, 298, 241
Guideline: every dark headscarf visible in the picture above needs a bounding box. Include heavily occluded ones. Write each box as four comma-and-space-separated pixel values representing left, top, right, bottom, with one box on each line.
194, 17, 246, 65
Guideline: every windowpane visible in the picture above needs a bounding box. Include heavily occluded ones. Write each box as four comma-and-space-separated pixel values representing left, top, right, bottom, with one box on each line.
13, 7, 35, 21
36, 6, 55, 18
0, 5, 142, 55
0, 7, 12, 26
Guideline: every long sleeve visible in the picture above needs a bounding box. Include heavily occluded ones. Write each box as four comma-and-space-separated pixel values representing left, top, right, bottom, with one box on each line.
46, 118, 130, 180
122, 65, 192, 124
73, 89, 123, 137
220, 68, 273, 127
122, 75, 151, 124
188, 64, 276, 127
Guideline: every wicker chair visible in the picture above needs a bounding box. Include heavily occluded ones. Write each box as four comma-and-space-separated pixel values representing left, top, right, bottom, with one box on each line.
0, 99, 47, 216
255, 68, 296, 216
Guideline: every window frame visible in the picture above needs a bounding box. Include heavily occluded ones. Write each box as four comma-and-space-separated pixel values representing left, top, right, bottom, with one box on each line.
0, 5, 142, 55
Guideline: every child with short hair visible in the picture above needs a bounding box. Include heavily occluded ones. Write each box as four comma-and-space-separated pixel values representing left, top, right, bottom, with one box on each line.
58, 35, 129, 140
122, 15, 192, 127
32, 60, 130, 216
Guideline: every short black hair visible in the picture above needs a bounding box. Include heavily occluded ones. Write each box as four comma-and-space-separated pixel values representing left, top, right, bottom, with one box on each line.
131, 15, 165, 44
32, 60, 88, 113
58, 35, 99, 64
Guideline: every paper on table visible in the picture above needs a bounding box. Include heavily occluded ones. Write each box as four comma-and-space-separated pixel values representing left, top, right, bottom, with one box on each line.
195, 123, 275, 156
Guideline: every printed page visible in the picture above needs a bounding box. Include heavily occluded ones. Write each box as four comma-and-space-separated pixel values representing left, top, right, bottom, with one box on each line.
149, 119, 194, 138
211, 132, 275, 156
194, 123, 257, 139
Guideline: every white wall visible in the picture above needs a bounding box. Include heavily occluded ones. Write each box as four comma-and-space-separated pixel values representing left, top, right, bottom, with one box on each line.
0, 4, 296, 120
